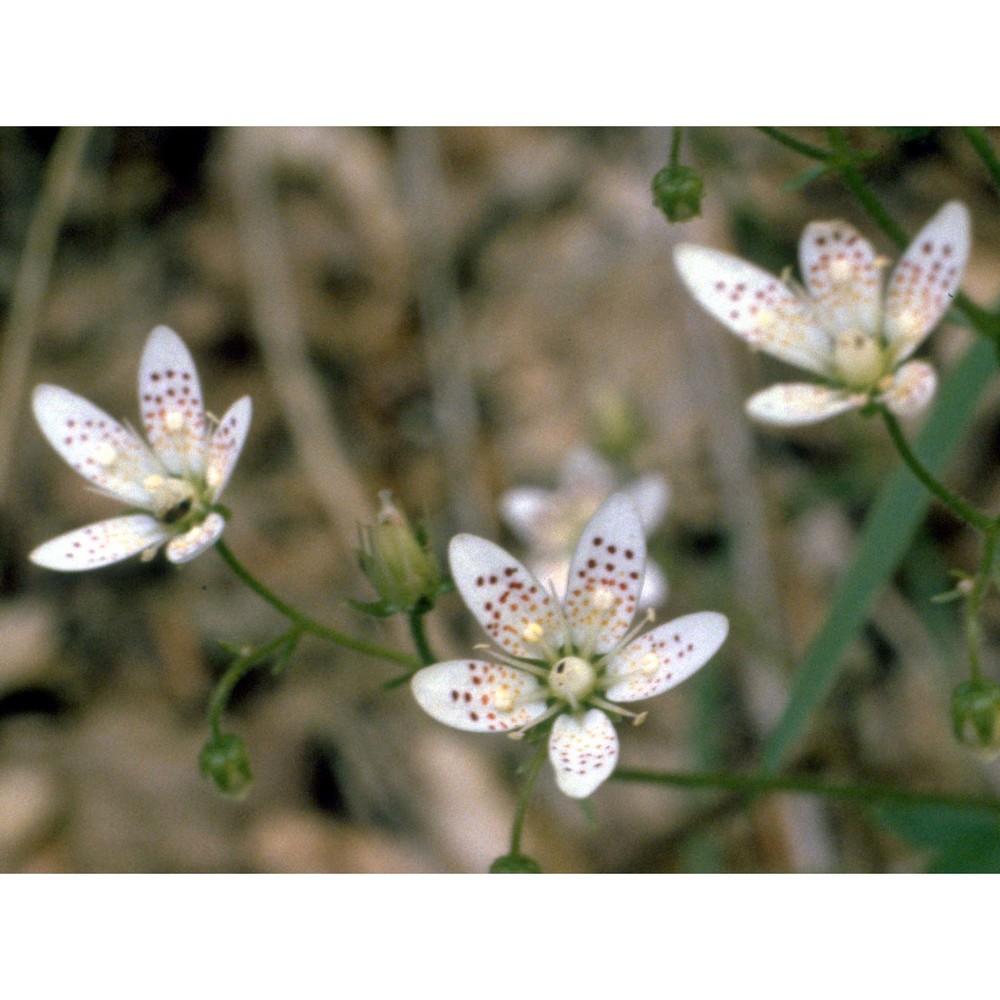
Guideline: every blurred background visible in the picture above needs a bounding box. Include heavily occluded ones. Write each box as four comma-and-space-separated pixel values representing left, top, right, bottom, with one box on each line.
1, 126, 999, 873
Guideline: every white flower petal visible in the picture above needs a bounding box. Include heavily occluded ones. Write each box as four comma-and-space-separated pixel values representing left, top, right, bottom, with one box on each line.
411, 659, 548, 733
880, 360, 937, 417
884, 202, 970, 360
798, 220, 882, 334
138, 325, 207, 477
745, 383, 862, 426
205, 396, 252, 500
30, 515, 169, 571
674, 243, 831, 376
448, 535, 565, 658
165, 512, 226, 563
564, 493, 645, 654
605, 612, 729, 703
548, 709, 619, 798
639, 560, 668, 609
32, 384, 162, 508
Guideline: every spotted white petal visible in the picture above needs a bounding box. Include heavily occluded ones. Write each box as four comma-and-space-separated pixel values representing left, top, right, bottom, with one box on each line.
498, 487, 554, 548
744, 382, 862, 426
798, 220, 882, 334
411, 660, 547, 733
548, 709, 619, 798
623, 474, 670, 532
32, 384, 163, 508
674, 243, 831, 377
448, 535, 565, 658
138, 325, 207, 477
879, 360, 937, 417
563, 493, 645, 654
205, 396, 252, 500
165, 512, 226, 564
638, 561, 668, 609
30, 514, 170, 571
884, 202, 970, 360
605, 612, 729, 703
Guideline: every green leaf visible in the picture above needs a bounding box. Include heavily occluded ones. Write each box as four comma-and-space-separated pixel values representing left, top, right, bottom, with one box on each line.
761, 337, 998, 771
874, 802, 1000, 873
781, 163, 833, 193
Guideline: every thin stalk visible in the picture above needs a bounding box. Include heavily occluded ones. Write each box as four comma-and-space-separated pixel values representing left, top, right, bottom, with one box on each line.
880, 408, 992, 532
962, 127, 1000, 193
214, 538, 420, 670
408, 608, 437, 666
510, 740, 549, 856
612, 767, 1000, 816
756, 127, 829, 161
669, 126, 683, 167
965, 527, 1000, 683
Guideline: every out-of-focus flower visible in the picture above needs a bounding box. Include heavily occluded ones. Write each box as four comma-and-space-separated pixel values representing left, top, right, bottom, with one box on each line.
411, 494, 727, 798
31, 325, 251, 570
500, 448, 669, 608
674, 202, 970, 426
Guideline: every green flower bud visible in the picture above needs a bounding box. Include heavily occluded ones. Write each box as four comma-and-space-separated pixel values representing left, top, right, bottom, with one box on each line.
200, 731, 253, 798
358, 491, 441, 614
951, 680, 1000, 758
652, 163, 703, 223
587, 386, 646, 461
489, 852, 542, 873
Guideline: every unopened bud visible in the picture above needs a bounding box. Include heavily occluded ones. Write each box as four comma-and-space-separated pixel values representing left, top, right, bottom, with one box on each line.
587, 386, 645, 461
199, 732, 253, 798
489, 852, 542, 873
652, 163, 703, 223
951, 680, 1000, 758
358, 491, 441, 613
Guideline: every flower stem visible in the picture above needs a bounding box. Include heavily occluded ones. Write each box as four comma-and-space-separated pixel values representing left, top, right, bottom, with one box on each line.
214, 538, 421, 669
669, 126, 683, 167
756, 127, 829, 162
962, 127, 1000, 193
612, 767, 1000, 815
408, 608, 437, 666
965, 526, 1000, 683
879, 408, 993, 532
510, 740, 549, 856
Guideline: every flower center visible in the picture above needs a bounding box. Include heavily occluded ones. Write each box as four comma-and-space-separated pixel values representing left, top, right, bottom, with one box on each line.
549, 655, 597, 707
833, 330, 885, 389
143, 474, 198, 523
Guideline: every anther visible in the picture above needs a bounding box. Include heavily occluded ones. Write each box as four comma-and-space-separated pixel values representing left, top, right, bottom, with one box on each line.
522, 622, 544, 644
164, 410, 185, 432
828, 257, 853, 282
493, 687, 515, 712
639, 652, 659, 676
93, 442, 117, 467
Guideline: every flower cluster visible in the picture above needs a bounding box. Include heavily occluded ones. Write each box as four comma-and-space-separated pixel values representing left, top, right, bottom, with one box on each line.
31, 325, 251, 570
500, 447, 670, 608
411, 493, 727, 798
674, 202, 970, 426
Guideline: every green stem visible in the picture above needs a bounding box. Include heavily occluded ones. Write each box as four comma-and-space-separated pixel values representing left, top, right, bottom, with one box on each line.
510, 740, 549, 856
965, 527, 1000, 683
408, 608, 437, 666
879, 408, 992, 532
208, 627, 301, 738
214, 538, 420, 670
757, 127, 829, 162
669, 127, 683, 167
962, 127, 1000, 193
612, 767, 1000, 815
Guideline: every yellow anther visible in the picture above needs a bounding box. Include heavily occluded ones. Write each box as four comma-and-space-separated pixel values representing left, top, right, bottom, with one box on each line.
93, 442, 117, 467
828, 257, 853, 282
754, 308, 776, 331
639, 652, 659, 676
143, 474, 165, 491
522, 622, 544, 644
493, 687, 515, 712
164, 410, 185, 432
592, 588, 616, 613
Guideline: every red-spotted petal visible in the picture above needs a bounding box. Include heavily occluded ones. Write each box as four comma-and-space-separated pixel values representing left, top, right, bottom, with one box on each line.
411, 660, 548, 733
30, 515, 169, 571
798, 220, 882, 335
604, 612, 729, 702
880, 360, 937, 417
884, 202, 970, 360
206, 396, 252, 500
165, 512, 226, 564
548, 709, 619, 798
448, 535, 565, 657
32, 384, 162, 507
744, 383, 862, 426
674, 243, 831, 376
563, 493, 646, 653
138, 325, 207, 477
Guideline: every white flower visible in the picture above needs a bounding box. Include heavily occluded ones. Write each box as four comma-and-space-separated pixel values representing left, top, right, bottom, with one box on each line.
500, 447, 670, 608
411, 493, 727, 798
674, 202, 970, 426
30, 325, 252, 570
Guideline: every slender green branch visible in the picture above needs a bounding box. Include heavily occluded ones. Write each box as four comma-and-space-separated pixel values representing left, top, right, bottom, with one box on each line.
214, 538, 421, 669
208, 627, 301, 738
669, 127, 683, 168
965, 527, 1000, 683
612, 767, 1000, 816
408, 608, 437, 666
757, 127, 829, 161
510, 740, 549, 856
879, 408, 992, 532
962, 127, 1000, 193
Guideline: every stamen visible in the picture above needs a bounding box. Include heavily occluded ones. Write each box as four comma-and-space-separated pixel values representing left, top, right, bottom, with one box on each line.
472, 644, 549, 682
828, 257, 853, 282
93, 442, 117, 467
589, 694, 645, 724
522, 621, 544, 644
164, 410, 185, 433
